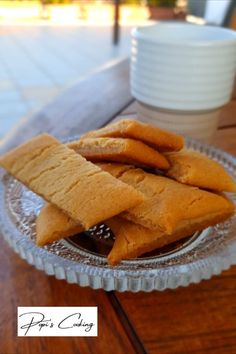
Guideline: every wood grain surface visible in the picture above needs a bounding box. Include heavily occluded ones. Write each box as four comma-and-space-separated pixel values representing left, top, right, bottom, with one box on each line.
0, 247, 136, 354
0, 58, 236, 354
116, 267, 236, 354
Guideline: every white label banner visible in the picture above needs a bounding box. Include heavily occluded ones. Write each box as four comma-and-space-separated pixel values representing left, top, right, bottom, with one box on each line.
17, 307, 97, 337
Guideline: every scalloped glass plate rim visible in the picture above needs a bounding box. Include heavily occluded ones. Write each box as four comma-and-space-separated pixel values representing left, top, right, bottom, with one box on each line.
0, 135, 236, 292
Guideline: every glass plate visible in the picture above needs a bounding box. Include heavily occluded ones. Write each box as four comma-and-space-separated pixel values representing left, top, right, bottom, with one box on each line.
0, 136, 236, 292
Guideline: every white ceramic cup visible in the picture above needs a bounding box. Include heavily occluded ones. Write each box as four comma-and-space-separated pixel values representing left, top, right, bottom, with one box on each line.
131, 23, 236, 141
137, 101, 220, 143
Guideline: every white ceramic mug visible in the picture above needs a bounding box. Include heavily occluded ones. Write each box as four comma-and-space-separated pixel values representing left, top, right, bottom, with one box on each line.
131, 23, 236, 141
137, 101, 220, 143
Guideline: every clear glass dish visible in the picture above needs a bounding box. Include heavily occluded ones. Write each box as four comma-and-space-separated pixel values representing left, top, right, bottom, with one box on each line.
0, 137, 236, 292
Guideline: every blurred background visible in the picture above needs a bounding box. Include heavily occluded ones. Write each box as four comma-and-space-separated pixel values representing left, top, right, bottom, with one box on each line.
0, 0, 235, 141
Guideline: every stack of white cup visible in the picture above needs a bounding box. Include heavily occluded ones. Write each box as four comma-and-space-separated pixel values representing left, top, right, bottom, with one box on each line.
131, 23, 236, 142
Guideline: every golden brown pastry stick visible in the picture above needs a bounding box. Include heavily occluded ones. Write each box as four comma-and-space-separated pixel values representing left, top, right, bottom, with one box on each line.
36, 164, 234, 258
0, 134, 144, 229
106, 217, 166, 265
97, 163, 235, 234
165, 149, 236, 192
81, 119, 184, 152
35, 164, 134, 246
36, 201, 233, 265
36, 203, 83, 246
107, 215, 229, 266
67, 137, 170, 170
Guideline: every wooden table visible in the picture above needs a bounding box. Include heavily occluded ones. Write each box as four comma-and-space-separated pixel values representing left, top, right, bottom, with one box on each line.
1, 59, 236, 354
